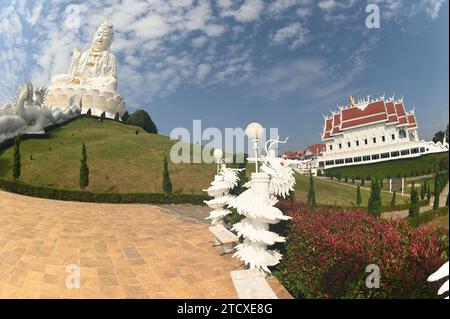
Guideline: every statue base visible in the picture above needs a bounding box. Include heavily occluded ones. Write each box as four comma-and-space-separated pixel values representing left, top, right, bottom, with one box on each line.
44, 85, 127, 119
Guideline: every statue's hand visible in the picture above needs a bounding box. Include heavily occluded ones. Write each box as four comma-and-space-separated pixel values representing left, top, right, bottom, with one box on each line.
73, 47, 82, 61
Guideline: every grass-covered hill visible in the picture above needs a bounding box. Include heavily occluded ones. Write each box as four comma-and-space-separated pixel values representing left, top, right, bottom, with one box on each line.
0, 116, 416, 207
0, 117, 216, 194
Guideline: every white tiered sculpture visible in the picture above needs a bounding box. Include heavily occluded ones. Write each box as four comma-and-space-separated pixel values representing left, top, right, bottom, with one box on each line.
45, 20, 127, 119
204, 149, 241, 227
229, 123, 295, 274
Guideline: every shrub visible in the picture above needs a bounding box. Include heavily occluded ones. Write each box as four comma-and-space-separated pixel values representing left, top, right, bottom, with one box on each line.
276, 202, 449, 299
420, 182, 426, 201
368, 179, 381, 217
344, 176, 348, 183
114, 112, 120, 121
0, 178, 208, 205
100, 111, 106, 119
12, 135, 22, 181
409, 184, 420, 217
121, 111, 129, 123
86, 108, 92, 116
162, 154, 172, 195
127, 110, 158, 134
356, 185, 361, 206
361, 176, 365, 186
352, 176, 355, 184
433, 172, 441, 209
307, 172, 316, 207
79, 143, 89, 190
390, 191, 396, 208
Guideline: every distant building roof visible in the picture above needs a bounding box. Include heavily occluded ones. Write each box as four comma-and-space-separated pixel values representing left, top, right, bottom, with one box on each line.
282, 151, 299, 159
322, 96, 418, 140
306, 144, 326, 156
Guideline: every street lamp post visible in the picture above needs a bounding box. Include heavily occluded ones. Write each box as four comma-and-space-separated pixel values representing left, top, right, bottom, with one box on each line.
245, 122, 264, 173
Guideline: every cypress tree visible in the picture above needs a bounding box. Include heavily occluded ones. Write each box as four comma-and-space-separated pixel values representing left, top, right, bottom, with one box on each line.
12, 135, 22, 181
361, 176, 365, 186
114, 112, 120, 121
420, 182, 425, 201
368, 179, 381, 217
162, 154, 172, 195
307, 171, 317, 207
86, 108, 92, 116
380, 178, 384, 189
356, 185, 362, 206
390, 190, 396, 208
409, 184, 420, 217
344, 176, 348, 183
433, 172, 441, 209
427, 183, 431, 202
79, 143, 89, 190
352, 176, 355, 184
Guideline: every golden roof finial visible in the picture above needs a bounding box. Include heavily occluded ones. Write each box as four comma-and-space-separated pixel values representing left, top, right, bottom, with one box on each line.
349, 93, 355, 107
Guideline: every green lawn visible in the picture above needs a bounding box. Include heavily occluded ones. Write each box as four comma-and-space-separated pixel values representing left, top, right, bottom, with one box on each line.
294, 174, 408, 208
0, 117, 216, 194
326, 152, 449, 180
0, 117, 425, 208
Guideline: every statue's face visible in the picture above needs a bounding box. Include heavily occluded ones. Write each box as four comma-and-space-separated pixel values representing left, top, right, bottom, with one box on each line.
92, 28, 113, 51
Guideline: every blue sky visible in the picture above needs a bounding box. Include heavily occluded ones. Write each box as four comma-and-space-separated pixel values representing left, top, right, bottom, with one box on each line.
0, 0, 448, 152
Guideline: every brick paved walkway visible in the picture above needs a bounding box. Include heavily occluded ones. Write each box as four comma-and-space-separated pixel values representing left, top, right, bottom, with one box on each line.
0, 190, 246, 299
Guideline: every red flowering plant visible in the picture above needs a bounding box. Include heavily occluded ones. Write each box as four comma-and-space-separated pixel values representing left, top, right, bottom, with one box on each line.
275, 201, 449, 299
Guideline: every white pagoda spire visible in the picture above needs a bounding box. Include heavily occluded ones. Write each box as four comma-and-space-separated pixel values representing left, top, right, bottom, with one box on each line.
229, 130, 295, 274
203, 149, 242, 227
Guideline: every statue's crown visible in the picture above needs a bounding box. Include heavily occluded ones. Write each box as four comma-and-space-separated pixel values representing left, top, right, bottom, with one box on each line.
98, 20, 114, 33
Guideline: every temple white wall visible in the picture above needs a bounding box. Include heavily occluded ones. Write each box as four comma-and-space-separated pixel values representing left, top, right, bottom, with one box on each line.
323, 122, 418, 156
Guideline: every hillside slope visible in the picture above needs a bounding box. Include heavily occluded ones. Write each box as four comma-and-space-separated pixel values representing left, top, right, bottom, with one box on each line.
0, 117, 216, 194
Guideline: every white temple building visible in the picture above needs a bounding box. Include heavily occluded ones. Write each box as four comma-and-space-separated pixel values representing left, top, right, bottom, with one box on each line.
314, 95, 448, 170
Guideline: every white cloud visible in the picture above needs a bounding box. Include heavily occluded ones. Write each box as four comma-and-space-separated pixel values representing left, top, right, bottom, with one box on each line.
318, 0, 337, 11
220, 0, 265, 22
192, 35, 208, 48
196, 63, 211, 81
0, 0, 446, 107
272, 22, 308, 49
422, 0, 446, 19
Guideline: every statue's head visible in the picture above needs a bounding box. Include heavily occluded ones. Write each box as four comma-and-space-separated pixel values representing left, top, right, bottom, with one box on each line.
92, 20, 114, 51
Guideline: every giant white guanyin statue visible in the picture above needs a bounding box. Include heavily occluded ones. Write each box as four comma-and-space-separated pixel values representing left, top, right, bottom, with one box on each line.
45, 20, 127, 119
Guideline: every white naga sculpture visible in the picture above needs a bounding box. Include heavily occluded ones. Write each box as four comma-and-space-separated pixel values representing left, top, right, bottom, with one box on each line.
204, 149, 242, 227
45, 20, 127, 119
428, 261, 449, 299
0, 83, 81, 144
229, 135, 295, 274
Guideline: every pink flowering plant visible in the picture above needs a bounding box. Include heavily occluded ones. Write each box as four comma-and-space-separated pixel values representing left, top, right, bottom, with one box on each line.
275, 201, 449, 299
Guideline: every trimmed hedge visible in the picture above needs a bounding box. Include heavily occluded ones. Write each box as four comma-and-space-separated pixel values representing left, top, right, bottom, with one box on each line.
407, 207, 449, 228
0, 178, 209, 205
